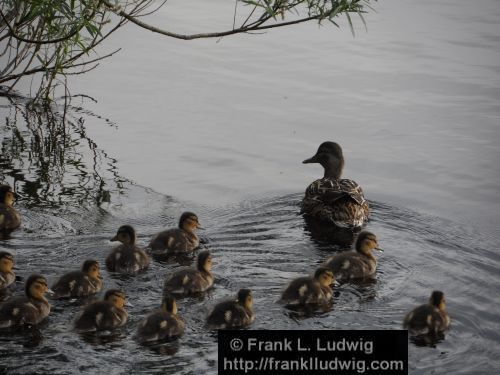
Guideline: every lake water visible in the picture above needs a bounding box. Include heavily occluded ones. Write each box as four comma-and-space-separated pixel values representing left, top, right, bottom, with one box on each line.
1, 0, 499, 374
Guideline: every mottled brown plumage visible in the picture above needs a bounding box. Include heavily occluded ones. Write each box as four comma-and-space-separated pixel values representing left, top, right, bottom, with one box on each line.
280, 267, 334, 306
0, 185, 21, 234
0, 251, 15, 290
163, 251, 213, 296
106, 225, 150, 273
301, 142, 369, 228
149, 212, 201, 256
206, 289, 254, 329
52, 260, 103, 299
403, 291, 450, 336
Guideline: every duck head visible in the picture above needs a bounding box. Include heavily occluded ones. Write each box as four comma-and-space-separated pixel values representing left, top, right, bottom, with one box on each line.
0, 185, 17, 206
179, 212, 201, 234
81, 259, 101, 280
355, 231, 382, 256
314, 267, 335, 288
161, 295, 178, 315
237, 289, 253, 310
0, 251, 14, 273
111, 225, 136, 245
26, 274, 52, 300
197, 250, 212, 273
303, 141, 345, 179
104, 289, 126, 309
430, 290, 446, 312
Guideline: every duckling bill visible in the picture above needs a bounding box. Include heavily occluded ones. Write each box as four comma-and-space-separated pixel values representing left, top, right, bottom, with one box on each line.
0, 274, 51, 329
163, 250, 213, 296
301, 142, 369, 228
403, 291, 450, 337
106, 225, 150, 273
149, 212, 201, 256
206, 289, 254, 329
0, 185, 21, 234
52, 260, 103, 299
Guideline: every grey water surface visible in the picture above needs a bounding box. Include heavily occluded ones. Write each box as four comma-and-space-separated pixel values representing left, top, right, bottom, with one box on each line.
1, 0, 500, 374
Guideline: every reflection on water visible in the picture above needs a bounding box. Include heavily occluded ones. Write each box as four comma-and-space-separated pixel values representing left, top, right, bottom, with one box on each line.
0, 90, 126, 209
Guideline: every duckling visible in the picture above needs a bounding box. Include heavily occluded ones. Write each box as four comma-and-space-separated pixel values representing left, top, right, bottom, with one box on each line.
163, 250, 213, 296
301, 142, 369, 228
280, 267, 334, 306
0, 251, 15, 290
51, 260, 103, 299
207, 289, 254, 329
403, 291, 450, 336
106, 225, 150, 273
149, 212, 201, 256
0, 274, 51, 328
74, 289, 128, 332
0, 185, 21, 234
135, 295, 184, 344
323, 231, 382, 282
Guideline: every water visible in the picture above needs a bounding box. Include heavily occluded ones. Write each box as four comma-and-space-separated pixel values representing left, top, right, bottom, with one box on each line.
1, 0, 500, 373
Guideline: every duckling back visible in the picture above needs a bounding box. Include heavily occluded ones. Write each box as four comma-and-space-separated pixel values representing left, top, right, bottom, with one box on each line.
323, 252, 376, 282
149, 228, 199, 255
403, 304, 450, 336
105, 244, 150, 273
0, 203, 20, 234
280, 277, 331, 306
52, 271, 102, 299
207, 300, 253, 329
74, 300, 128, 332
136, 309, 184, 344
163, 268, 213, 296
0, 296, 50, 328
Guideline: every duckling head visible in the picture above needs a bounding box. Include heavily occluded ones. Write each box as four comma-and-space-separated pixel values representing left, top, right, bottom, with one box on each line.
81, 259, 100, 279
237, 289, 253, 310
161, 295, 178, 315
179, 212, 201, 233
196, 250, 212, 273
104, 289, 126, 309
303, 141, 345, 179
355, 231, 383, 256
0, 185, 16, 206
314, 267, 335, 288
25, 274, 51, 300
429, 290, 446, 311
0, 251, 14, 273
111, 225, 136, 245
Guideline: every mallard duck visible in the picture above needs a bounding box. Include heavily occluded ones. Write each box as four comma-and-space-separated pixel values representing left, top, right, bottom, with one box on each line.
323, 231, 382, 282
74, 289, 128, 332
301, 142, 369, 228
51, 260, 103, 299
280, 267, 335, 306
0, 185, 20, 234
163, 250, 213, 296
135, 295, 184, 344
206, 289, 254, 329
106, 225, 150, 273
149, 212, 201, 256
0, 274, 51, 329
403, 291, 450, 336
0, 251, 15, 290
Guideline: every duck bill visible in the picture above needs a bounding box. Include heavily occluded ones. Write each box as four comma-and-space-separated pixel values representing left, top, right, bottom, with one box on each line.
46, 288, 55, 296
110, 235, 119, 242
375, 247, 384, 253
302, 155, 319, 164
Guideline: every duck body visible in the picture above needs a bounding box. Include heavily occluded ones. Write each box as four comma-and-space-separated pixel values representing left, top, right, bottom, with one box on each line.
0, 185, 20, 234
136, 309, 185, 344
403, 291, 450, 337
149, 212, 201, 256
0, 251, 15, 290
52, 272, 102, 299
280, 270, 333, 307
0, 275, 51, 329
74, 290, 128, 332
0, 270, 15, 290
163, 251, 213, 296
207, 289, 254, 329
106, 225, 150, 273
301, 142, 369, 228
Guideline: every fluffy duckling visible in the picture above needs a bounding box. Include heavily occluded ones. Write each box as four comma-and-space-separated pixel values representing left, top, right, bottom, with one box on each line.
280, 267, 334, 306
74, 289, 128, 332
323, 231, 382, 282
52, 260, 103, 299
207, 289, 254, 329
403, 291, 450, 336
0, 251, 15, 290
106, 225, 150, 273
301, 142, 369, 228
0, 274, 51, 328
0, 185, 21, 234
163, 250, 213, 296
149, 212, 201, 255
135, 295, 184, 344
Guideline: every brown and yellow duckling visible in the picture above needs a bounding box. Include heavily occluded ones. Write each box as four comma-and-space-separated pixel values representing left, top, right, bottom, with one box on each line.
0, 185, 21, 234
206, 289, 254, 329
323, 231, 382, 282
106, 225, 150, 273
280, 267, 335, 307
0, 274, 52, 329
149, 212, 201, 256
403, 291, 450, 337
51, 260, 103, 299
0, 251, 15, 290
301, 142, 369, 228
74, 289, 128, 332
163, 250, 213, 296
135, 295, 184, 344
